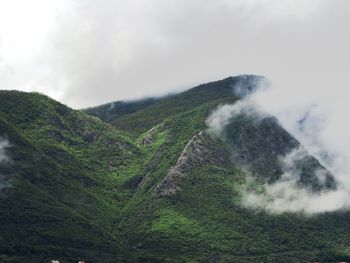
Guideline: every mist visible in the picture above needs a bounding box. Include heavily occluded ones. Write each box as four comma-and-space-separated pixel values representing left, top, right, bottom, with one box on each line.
243, 146, 350, 214
207, 81, 350, 215
0, 137, 10, 163
0, 137, 11, 191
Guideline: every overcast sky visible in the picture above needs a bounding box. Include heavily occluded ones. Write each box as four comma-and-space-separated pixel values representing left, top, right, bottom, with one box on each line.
1, 0, 350, 212
0, 0, 349, 109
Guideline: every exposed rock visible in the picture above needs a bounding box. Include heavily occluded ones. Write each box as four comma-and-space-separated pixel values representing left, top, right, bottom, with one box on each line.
139, 126, 161, 146
141, 136, 153, 146
155, 130, 229, 196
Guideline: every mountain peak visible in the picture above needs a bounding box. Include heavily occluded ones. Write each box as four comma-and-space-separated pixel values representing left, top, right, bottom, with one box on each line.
2, 75, 347, 263
228, 74, 267, 97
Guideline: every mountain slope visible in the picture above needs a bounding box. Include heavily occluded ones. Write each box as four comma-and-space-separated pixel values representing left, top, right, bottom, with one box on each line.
86, 75, 263, 135
0, 76, 350, 262
0, 91, 141, 262
0, 117, 122, 262
221, 110, 336, 190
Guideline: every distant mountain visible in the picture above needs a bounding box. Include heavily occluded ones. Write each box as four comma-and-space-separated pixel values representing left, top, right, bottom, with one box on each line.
84, 97, 162, 123
0, 76, 349, 262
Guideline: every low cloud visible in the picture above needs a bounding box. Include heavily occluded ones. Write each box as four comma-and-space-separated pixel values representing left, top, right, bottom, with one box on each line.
0, 137, 10, 162
243, 147, 349, 214
207, 77, 269, 136
207, 99, 267, 137
0, 137, 11, 191
207, 81, 350, 215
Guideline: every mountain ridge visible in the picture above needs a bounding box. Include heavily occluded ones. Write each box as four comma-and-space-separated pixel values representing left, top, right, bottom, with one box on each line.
0, 76, 349, 262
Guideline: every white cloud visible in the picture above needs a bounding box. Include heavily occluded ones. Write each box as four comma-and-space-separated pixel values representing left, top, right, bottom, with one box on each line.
242, 147, 350, 214
252, 77, 350, 202
206, 98, 267, 137
1, 0, 348, 108
0, 137, 10, 163
0, 0, 68, 100
207, 83, 350, 214
0, 136, 11, 191
220, 0, 322, 20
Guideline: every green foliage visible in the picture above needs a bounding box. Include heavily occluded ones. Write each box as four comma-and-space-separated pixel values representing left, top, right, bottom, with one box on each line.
0, 76, 350, 262
106, 77, 240, 135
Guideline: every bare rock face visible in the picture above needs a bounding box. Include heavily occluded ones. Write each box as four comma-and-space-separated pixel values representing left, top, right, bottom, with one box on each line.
156, 108, 336, 197
139, 126, 162, 146
155, 130, 229, 196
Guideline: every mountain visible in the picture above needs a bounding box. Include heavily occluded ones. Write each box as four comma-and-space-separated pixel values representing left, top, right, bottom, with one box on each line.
0, 76, 350, 262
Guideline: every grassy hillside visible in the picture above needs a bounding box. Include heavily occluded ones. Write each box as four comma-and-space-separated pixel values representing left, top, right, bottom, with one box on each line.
1, 76, 350, 262
0, 91, 140, 262
0, 116, 123, 262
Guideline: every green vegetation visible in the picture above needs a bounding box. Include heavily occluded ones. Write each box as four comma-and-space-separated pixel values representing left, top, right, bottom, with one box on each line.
0, 76, 350, 262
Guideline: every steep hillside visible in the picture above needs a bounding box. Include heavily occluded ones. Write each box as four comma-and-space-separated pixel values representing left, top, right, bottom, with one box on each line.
0, 91, 141, 262
1, 76, 350, 262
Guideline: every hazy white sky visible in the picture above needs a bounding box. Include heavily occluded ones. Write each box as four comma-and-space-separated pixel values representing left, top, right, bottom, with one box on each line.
1, 0, 350, 213
0, 0, 349, 109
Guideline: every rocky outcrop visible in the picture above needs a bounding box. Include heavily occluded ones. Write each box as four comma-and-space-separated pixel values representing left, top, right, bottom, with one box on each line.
156, 103, 336, 197
155, 130, 229, 196
139, 126, 160, 146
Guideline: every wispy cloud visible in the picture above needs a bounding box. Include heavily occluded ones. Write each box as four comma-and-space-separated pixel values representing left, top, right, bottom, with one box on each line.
0, 137, 11, 191
0, 137, 10, 163
207, 80, 350, 214
243, 147, 349, 214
